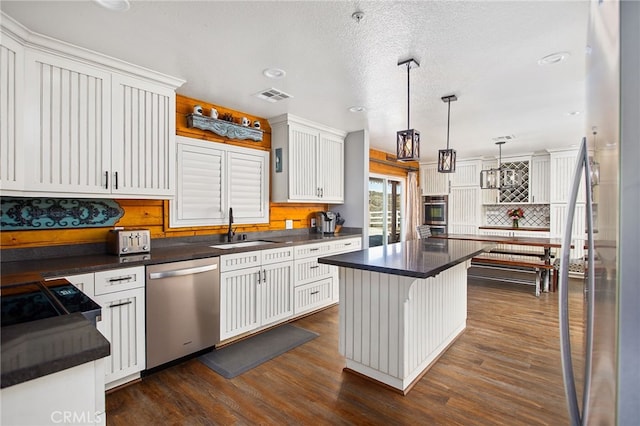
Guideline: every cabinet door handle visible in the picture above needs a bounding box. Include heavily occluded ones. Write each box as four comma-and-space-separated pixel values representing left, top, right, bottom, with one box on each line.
310, 291, 320, 295
109, 301, 132, 309
114, 171, 119, 190
105, 171, 109, 189
108, 276, 134, 282
256, 271, 261, 283
321, 188, 324, 197
262, 270, 266, 283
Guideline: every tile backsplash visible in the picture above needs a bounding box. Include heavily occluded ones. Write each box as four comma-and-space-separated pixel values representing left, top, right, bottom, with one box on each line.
484, 204, 550, 228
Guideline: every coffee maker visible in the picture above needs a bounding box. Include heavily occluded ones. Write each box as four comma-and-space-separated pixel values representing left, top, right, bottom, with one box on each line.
316, 211, 336, 234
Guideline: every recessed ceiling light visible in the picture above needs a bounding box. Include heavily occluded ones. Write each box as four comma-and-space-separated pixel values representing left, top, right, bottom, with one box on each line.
538, 51, 571, 65
93, 0, 130, 11
348, 106, 366, 113
263, 68, 286, 79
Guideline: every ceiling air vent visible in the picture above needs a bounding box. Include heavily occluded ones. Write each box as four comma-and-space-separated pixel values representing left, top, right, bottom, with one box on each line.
254, 88, 293, 103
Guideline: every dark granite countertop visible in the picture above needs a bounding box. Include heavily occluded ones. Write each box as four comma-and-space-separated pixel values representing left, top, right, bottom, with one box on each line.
318, 239, 493, 279
1, 313, 110, 388
1, 232, 362, 281
0, 232, 360, 388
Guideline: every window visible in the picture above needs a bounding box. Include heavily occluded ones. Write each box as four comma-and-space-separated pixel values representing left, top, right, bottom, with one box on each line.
369, 175, 404, 247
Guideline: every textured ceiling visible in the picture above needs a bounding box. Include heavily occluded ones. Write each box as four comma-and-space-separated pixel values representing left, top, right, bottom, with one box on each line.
1, 0, 589, 161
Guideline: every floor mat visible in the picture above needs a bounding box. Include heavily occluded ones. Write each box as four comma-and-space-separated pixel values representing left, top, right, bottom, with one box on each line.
198, 324, 318, 379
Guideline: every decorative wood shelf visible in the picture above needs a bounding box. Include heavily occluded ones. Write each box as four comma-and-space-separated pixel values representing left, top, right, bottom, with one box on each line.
187, 114, 263, 141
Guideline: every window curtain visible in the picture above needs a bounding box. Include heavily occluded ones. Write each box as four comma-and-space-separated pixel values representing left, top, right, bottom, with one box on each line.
405, 171, 421, 240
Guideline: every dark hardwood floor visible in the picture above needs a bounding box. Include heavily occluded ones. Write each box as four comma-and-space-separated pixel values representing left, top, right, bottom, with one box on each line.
106, 278, 586, 425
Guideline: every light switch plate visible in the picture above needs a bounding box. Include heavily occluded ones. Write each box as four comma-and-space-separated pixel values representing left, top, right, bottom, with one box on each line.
285, 219, 293, 229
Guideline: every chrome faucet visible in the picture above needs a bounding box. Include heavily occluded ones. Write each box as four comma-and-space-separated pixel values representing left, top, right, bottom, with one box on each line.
227, 207, 235, 242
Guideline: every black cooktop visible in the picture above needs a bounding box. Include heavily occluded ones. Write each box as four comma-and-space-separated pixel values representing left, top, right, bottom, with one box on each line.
1, 279, 101, 327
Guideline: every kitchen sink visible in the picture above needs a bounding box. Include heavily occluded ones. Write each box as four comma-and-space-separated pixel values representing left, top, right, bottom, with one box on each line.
209, 240, 276, 250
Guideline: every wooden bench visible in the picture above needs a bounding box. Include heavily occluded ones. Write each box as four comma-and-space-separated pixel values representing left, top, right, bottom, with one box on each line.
470, 253, 556, 296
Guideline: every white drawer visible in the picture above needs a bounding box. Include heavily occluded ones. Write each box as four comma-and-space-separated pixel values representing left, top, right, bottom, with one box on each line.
219, 250, 261, 272
294, 258, 333, 286
94, 266, 145, 296
261, 246, 294, 265
331, 237, 361, 254
294, 242, 333, 259
294, 277, 333, 315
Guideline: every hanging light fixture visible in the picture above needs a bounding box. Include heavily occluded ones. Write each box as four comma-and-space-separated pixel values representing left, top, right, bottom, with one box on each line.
396, 58, 420, 161
438, 94, 458, 173
480, 141, 521, 189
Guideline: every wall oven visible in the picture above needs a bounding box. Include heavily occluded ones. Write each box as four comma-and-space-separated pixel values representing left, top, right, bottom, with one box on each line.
423, 195, 448, 225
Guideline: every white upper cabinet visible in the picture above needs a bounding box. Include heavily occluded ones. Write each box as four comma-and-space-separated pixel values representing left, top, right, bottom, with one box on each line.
0, 14, 184, 198
22, 49, 112, 195
269, 114, 346, 203
480, 154, 551, 205
110, 74, 176, 197
449, 159, 482, 187
420, 163, 449, 196
480, 159, 500, 205
549, 148, 585, 203
170, 136, 269, 228
0, 31, 24, 192
318, 131, 345, 201
530, 154, 550, 204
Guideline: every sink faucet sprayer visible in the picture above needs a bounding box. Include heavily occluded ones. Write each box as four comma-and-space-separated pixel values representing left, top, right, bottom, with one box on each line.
227, 207, 235, 242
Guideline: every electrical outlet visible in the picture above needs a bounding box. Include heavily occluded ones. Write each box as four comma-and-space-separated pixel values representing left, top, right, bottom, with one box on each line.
311, 218, 316, 228
285, 219, 293, 229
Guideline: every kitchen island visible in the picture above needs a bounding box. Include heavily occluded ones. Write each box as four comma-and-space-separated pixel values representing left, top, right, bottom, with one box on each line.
318, 239, 491, 394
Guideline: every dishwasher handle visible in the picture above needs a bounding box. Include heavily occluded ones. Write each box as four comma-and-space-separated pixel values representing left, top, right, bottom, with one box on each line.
149, 263, 218, 280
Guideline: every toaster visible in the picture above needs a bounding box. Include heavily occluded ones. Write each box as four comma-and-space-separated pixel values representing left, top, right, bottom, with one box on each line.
107, 229, 151, 255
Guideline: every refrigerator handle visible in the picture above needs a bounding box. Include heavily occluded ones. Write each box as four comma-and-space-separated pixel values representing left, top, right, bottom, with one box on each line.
582, 139, 596, 423
559, 137, 594, 426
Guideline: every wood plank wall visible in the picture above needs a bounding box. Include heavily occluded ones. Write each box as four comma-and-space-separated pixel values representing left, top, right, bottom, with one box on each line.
1, 95, 328, 249
369, 148, 419, 178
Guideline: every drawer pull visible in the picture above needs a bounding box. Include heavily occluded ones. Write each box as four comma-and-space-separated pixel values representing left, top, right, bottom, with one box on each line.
109, 301, 132, 309
108, 276, 134, 283
310, 266, 320, 269
309, 248, 320, 251
310, 291, 320, 295
344, 243, 352, 246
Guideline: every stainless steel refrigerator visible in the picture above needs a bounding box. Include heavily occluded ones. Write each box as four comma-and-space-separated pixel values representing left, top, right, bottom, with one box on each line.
558, 1, 639, 424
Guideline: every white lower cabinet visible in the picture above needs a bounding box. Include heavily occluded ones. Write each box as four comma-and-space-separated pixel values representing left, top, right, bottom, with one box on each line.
0, 359, 106, 426
63, 266, 146, 390
218, 237, 361, 341
294, 277, 334, 315
219, 247, 294, 341
293, 237, 362, 315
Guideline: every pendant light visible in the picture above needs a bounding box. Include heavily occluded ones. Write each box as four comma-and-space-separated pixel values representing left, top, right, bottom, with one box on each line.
396, 58, 420, 161
480, 141, 520, 189
438, 94, 458, 173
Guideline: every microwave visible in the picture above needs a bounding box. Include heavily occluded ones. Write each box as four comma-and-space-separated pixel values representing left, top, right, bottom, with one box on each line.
423, 196, 447, 225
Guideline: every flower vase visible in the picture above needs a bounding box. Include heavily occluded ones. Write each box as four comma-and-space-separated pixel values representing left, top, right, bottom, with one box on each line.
512, 219, 519, 228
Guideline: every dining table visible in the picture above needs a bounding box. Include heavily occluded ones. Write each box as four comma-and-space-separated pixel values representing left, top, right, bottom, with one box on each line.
430, 233, 568, 291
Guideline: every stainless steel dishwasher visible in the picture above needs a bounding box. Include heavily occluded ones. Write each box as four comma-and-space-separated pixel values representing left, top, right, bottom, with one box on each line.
146, 257, 219, 369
